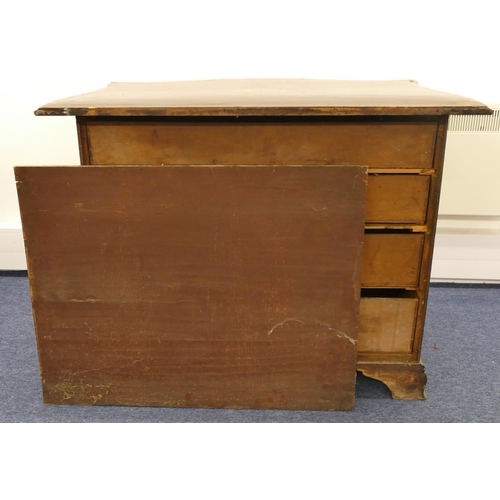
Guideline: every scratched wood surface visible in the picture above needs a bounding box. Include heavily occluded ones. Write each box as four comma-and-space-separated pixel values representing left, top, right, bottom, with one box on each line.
34, 79, 492, 116
362, 233, 424, 288
358, 296, 418, 353
16, 165, 367, 410
84, 118, 437, 170
365, 174, 430, 223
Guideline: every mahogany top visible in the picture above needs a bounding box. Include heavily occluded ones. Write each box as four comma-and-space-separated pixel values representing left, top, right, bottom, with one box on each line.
35, 79, 492, 117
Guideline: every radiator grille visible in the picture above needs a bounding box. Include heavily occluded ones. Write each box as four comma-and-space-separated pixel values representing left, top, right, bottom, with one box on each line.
449, 109, 500, 132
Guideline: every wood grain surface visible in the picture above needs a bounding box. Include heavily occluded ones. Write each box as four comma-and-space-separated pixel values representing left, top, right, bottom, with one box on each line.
358, 297, 418, 353
16, 165, 367, 410
366, 174, 430, 223
362, 233, 424, 288
34, 80, 492, 116
85, 119, 437, 169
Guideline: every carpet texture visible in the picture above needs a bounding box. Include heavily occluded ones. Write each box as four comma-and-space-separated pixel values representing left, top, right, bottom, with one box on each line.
1, 274, 498, 422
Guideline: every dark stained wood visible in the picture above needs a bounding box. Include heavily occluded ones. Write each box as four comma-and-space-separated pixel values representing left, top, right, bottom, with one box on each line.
366, 174, 430, 223
34, 80, 492, 116
85, 119, 437, 169
361, 233, 424, 288
15, 165, 367, 410
357, 362, 427, 400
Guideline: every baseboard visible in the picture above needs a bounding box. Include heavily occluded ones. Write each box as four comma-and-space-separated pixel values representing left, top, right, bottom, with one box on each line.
0, 228, 26, 270
431, 216, 500, 283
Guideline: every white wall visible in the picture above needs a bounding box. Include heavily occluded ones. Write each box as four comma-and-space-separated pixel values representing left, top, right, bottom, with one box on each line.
2, 1, 499, 271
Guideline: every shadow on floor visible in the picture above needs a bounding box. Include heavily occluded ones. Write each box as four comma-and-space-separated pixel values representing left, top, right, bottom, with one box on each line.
355, 373, 393, 400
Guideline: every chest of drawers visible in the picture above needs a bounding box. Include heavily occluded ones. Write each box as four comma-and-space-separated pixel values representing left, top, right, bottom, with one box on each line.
17, 80, 490, 408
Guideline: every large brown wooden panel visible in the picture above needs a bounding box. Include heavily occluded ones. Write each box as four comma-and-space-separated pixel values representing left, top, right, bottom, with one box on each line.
366, 174, 430, 223
362, 233, 424, 288
16, 165, 367, 410
86, 120, 436, 169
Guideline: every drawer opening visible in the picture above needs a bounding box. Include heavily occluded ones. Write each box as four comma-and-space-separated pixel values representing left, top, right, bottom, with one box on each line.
361, 289, 418, 299
361, 288, 418, 299
364, 228, 417, 235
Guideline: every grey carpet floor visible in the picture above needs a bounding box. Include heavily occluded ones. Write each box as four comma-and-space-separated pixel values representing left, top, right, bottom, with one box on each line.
1, 274, 498, 422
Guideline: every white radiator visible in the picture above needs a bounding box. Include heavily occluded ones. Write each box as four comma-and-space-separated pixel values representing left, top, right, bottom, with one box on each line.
432, 107, 500, 282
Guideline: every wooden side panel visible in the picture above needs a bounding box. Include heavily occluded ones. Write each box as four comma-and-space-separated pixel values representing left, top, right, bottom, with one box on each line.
358, 297, 418, 353
76, 117, 91, 164
412, 117, 450, 362
362, 234, 424, 288
16, 165, 367, 410
86, 120, 436, 169
366, 174, 430, 223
